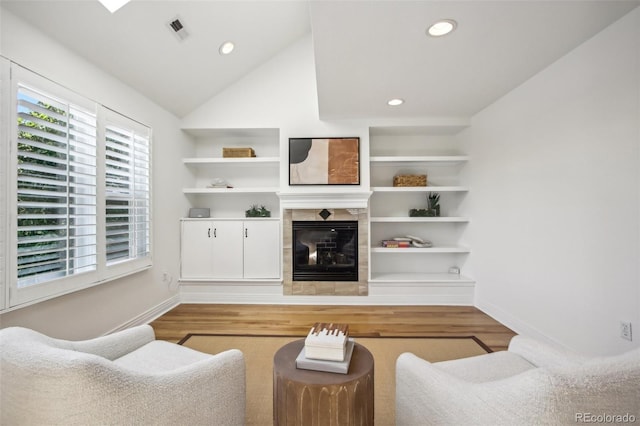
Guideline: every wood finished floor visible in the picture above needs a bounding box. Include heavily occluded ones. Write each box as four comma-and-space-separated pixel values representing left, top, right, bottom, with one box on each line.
151, 304, 517, 352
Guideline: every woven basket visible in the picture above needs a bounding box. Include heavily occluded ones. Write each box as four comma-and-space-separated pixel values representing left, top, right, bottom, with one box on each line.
393, 174, 427, 187
222, 147, 256, 158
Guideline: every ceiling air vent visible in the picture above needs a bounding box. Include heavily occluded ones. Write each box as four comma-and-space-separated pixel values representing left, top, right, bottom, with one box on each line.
167, 16, 189, 41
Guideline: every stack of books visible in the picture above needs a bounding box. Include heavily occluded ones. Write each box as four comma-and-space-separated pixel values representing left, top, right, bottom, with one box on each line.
295, 323, 355, 374
381, 239, 411, 248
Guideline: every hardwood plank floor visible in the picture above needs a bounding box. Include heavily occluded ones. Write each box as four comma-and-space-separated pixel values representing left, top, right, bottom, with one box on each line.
151, 304, 517, 352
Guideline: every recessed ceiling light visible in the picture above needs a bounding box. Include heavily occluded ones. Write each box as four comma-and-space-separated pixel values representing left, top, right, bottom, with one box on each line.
98, 0, 130, 13
387, 98, 404, 106
219, 41, 235, 55
427, 19, 457, 37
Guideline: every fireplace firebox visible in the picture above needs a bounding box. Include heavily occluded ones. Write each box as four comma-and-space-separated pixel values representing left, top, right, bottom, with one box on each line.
292, 220, 358, 281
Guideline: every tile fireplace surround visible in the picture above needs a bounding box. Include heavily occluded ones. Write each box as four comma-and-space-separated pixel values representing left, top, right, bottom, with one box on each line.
283, 208, 368, 296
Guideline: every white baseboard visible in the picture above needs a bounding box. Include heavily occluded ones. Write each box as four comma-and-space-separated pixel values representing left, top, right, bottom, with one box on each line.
475, 298, 571, 350
179, 282, 474, 305
107, 294, 181, 335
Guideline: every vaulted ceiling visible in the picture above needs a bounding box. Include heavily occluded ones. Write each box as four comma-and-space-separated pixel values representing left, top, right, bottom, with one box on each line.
2, 0, 638, 119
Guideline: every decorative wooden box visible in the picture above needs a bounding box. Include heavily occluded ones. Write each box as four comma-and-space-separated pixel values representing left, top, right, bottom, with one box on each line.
222, 147, 256, 158
393, 174, 427, 187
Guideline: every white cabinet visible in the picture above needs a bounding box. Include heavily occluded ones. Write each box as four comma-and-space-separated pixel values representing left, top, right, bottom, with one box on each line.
181, 219, 280, 281
181, 220, 215, 278
211, 221, 245, 279
243, 220, 281, 279
368, 126, 473, 284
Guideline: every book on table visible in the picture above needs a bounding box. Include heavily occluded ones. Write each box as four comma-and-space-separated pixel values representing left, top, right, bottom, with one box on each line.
304, 322, 349, 361
295, 339, 355, 374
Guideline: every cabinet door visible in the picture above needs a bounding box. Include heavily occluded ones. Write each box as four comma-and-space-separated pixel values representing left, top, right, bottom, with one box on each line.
243, 221, 280, 279
181, 221, 214, 278
211, 221, 244, 279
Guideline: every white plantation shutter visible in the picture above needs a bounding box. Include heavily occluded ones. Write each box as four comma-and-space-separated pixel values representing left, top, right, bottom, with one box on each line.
15, 84, 98, 288
105, 112, 151, 266
4, 64, 152, 310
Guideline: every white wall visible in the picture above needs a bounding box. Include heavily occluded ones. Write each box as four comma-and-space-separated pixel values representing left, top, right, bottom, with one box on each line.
465, 8, 640, 355
0, 9, 188, 339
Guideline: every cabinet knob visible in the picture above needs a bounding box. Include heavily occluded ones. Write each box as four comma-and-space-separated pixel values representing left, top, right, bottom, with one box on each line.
208, 228, 211, 238
245, 228, 248, 238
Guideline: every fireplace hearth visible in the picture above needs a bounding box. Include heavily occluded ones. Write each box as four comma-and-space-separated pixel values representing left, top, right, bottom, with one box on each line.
293, 220, 358, 281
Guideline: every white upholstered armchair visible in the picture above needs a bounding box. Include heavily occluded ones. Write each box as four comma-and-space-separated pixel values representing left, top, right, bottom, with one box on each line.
396, 335, 640, 425
0, 324, 245, 426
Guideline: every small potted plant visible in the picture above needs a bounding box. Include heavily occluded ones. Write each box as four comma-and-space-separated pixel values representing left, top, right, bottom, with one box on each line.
409, 192, 441, 217
245, 204, 271, 217
427, 192, 440, 217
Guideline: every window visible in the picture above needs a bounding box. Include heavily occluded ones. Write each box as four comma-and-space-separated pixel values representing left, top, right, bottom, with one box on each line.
16, 83, 98, 288
4, 64, 152, 310
104, 111, 151, 266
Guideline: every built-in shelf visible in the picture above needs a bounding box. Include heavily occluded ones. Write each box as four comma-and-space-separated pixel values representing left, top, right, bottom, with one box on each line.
183, 157, 280, 165
371, 186, 469, 192
370, 155, 469, 164
371, 246, 470, 253
370, 216, 469, 223
181, 127, 281, 218
369, 272, 474, 283
183, 187, 280, 194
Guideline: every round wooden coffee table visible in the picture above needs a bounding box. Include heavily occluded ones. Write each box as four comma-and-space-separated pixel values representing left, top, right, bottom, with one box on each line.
273, 339, 374, 426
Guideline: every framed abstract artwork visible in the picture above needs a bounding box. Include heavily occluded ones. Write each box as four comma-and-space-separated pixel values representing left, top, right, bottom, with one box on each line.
289, 137, 360, 185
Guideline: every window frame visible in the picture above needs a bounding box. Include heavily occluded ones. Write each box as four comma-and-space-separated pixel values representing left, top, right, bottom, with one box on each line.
3, 63, 152, 311
0, 57, 10, 311
102, 108, 153, 280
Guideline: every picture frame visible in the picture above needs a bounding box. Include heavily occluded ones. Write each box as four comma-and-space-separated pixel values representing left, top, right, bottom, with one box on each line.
289, 137, 360, 185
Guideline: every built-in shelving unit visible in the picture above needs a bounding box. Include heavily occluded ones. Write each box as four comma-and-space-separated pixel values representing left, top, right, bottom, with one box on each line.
179, 128, 282, 283
368, 125, 472, 285
181, 128, 281, 218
